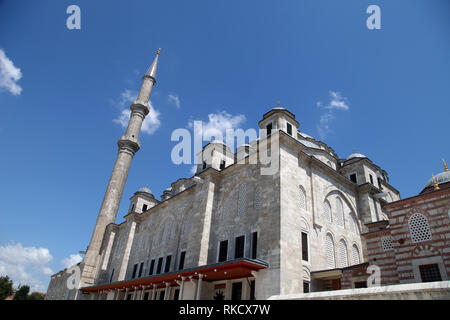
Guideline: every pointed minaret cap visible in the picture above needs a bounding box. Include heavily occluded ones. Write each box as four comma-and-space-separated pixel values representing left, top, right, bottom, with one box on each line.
443, 158, 449, 172
144, 48, 161, 82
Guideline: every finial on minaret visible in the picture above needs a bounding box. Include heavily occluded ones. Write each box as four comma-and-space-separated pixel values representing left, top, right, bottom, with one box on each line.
443, 158, 449, 172
432, 173, 440, 190
136, 49, 161, 104
144, 48, 161, 82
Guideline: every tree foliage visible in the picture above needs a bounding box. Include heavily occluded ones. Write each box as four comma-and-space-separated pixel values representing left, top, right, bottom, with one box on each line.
0, 276, 14, 300
13, 285, 30, 300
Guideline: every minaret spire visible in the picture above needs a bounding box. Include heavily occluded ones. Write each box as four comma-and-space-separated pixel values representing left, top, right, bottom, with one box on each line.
80, 49, 161, 289
443, 158, 449, 172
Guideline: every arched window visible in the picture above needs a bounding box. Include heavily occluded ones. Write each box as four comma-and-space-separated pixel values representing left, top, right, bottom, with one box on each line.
323, 200, 332, 224
352, 245, 360, 265
238, 184, 247, 216
299, 186, 306, 210
336, 197, 344, 228
349, 213, 358, 234
325, 234, 335, 269
254, 188, 261, 210
339, 239, 348, 268
409, 213, 432, 243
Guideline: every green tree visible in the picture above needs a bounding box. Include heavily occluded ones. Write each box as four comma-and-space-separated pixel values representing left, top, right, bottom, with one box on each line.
13, 285, 30, 300
28, 292, 45, 300
0, 276, 14, 300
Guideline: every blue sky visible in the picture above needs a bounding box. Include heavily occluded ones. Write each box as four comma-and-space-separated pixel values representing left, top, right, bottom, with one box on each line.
0, 0, 449, 292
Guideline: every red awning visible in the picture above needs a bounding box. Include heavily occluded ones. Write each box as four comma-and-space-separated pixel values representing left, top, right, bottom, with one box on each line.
81, 258, 268, 293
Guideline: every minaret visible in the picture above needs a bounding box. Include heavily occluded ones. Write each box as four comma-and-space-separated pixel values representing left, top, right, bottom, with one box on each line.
80, 49, 160, 287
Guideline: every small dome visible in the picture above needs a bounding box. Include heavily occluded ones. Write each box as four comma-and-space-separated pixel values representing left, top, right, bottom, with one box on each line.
138, 186, 152, 194
424, 171, 450, 188
347, 152, 366, 160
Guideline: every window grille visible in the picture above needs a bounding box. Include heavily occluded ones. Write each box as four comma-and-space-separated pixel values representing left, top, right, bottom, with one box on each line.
299, 186, 306, 210
254, 188, 261, 210
381, 236, 394, 251
324, 200, 332, 224
325, 234, 335, 269
238, 184, 247, 216
352, 245, 360, 265
336, 198, 344, 227
409, 213, 432, 243
339, 239, 348, 268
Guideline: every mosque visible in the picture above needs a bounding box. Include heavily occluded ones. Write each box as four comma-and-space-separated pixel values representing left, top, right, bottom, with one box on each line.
45, 50, 450, 300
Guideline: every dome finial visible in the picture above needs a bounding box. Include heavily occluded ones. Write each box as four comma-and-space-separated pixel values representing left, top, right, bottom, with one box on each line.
157, 48, 161, 55
442, 158, 449, 172
432, 173, 440, 190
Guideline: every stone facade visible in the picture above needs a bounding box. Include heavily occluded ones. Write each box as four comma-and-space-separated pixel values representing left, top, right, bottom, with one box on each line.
46, 106, 404, 300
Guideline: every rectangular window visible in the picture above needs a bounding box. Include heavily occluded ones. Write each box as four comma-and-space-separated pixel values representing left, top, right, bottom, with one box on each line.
251, 232, 258, 259
354, 281, 367, 288
132, 264, 138, 279
173, 289, 180, 300
369, 174, 374, 185
350, 174, 357, 183
250, 280, 256, 300
164, 255, 172, 273
287, 123, 292, 136
218, 240, 228, 262
234, 235, 245, 259
377, 177, 383, 190
149, 259, 155, 275
419, 264, 442, 282
178, 251, 186, 270
231, 282, 243, 300
142, 204, 148, 212
301, 232, 309, 262
109, 269, 114, 283
303, 281, 310, 293
156, 257, 163, 274
138, 262, 144, 277
266, 123, 272, 136
159, 291, 165, 300
143, 292, 149, 300
220, 160, 226, 170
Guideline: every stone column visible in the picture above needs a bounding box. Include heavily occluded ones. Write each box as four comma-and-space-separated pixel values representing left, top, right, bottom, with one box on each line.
123, 288, 129, 300
140, 285, 147, 300
151, 284, 157, 300
179, 276, 186, 300
196, 274, 204, 300
164, 282, 170, 300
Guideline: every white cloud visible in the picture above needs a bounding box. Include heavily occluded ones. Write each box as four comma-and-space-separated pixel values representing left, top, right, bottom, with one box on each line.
0, 49, 22, 95
0, 243, 53, 292
168, 93, 181, 109
113, 89, 161, 135
316, 91, 350, 140
188, 111, 246, 141
61, 254, 83, 269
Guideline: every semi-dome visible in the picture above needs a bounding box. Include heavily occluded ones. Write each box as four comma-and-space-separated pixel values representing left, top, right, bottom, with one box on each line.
424, 171, 450, 188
